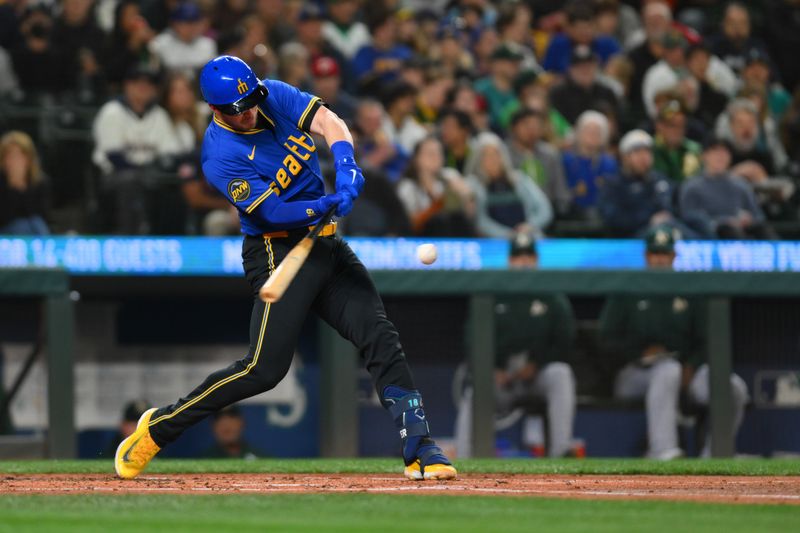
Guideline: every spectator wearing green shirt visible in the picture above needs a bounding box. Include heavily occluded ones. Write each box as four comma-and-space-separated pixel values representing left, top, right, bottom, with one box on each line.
507, 108, 572, 216
652, 100, 703, 183
473, 44, 523, 131
501, 69, 573, 148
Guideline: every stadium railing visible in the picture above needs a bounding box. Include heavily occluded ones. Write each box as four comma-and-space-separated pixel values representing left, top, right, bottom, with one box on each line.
0, 268, 74, 458
3, 268, 800, 458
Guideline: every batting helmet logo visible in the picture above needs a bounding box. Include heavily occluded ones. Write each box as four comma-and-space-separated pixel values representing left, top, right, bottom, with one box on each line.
200, 56, 268, 115
228, 179, 251, 203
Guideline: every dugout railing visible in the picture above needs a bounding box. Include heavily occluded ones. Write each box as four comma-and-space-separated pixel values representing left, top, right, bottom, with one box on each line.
2, 268, 800, 458
328, 270, 800, 458
0, 268, 75, 458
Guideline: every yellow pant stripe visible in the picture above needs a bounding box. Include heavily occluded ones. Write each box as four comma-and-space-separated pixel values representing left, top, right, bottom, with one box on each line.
266, 236, 275, 272
149, 238, 276, 428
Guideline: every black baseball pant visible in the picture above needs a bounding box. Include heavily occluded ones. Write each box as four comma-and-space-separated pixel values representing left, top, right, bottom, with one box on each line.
148, 230, 416, 446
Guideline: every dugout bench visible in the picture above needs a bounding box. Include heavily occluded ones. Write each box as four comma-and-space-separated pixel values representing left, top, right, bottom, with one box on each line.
2, 268, 799, 459
323, 270, 800, 459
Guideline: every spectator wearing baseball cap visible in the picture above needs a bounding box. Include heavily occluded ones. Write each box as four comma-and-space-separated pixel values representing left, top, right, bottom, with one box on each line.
505, 70, 573, 147
322, 0, 371, 61
599, 129, 701, 238
549, 45, 620, 126
430, 24, 475, 81
295, 2, 349, 81
740, 48, 791, 122
642, 29, 689, 119
508, 230, 538, 264
150, 1, 217, 73
495, 2, 540, 72
542, 1, 621, 75
92, 64, 184, 232
352, 10, 412, 94
679, 135, 774, 240
310, 55, 357, 125
652, 99, 703, 183
473, 43, 524, 130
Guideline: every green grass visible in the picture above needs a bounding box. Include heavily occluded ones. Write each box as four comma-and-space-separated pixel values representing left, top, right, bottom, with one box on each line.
2, 459, 798, 532
2, 457, 800, 476
0, 494, 798, 533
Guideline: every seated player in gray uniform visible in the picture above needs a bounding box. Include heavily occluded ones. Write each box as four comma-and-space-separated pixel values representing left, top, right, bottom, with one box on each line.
598, 225, 749, 459
456, 233, 578, 457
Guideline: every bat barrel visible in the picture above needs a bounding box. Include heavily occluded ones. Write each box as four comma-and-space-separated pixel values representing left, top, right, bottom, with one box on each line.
258, 239, 314, 303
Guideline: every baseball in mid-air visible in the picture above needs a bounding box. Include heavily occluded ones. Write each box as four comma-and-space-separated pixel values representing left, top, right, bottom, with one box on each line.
416, 243, 438, 265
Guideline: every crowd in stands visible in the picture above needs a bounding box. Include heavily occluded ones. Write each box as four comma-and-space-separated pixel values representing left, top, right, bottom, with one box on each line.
3, 0, 800, 241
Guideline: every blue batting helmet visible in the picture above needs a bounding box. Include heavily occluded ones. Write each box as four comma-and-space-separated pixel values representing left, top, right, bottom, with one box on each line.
199, 55, 268, 115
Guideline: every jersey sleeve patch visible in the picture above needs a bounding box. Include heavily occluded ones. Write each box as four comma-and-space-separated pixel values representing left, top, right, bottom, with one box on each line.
228, 179, 252, 203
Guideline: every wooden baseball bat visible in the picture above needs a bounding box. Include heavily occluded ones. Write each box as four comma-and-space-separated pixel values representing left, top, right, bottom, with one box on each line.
258, 203, 338, 303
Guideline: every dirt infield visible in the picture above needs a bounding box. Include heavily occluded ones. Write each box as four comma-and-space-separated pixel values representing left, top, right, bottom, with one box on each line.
1, 473, 799, 504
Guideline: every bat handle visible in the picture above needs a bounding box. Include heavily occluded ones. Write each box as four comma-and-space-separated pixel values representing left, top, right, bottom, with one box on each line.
309, 203, 338, 240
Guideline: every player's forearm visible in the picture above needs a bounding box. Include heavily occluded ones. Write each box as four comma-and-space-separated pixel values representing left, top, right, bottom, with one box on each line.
252, 196, 324, 228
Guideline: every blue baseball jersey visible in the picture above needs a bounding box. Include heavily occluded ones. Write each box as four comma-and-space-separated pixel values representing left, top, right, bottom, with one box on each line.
201, 79, 326, 235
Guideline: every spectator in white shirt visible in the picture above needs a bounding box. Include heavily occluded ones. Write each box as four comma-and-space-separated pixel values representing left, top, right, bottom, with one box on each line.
381, 81, 428, 156
150, 2, 216, 74
642, 29, 689, 119
92, 66, 182, 232
322, 0, 371, 60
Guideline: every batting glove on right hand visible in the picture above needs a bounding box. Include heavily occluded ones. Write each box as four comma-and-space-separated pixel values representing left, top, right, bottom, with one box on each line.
316, 192, 353, 218
316, 192, 342, 215
334, 191, 353, 217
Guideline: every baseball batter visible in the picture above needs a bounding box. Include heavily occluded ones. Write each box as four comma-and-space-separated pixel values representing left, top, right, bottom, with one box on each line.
599, 226, 748, 459
114, 56, 456, 481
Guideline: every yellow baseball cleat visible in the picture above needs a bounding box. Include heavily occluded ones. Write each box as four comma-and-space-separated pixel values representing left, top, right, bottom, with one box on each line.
114, 407, 161, 479
404, 459, 458, 481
